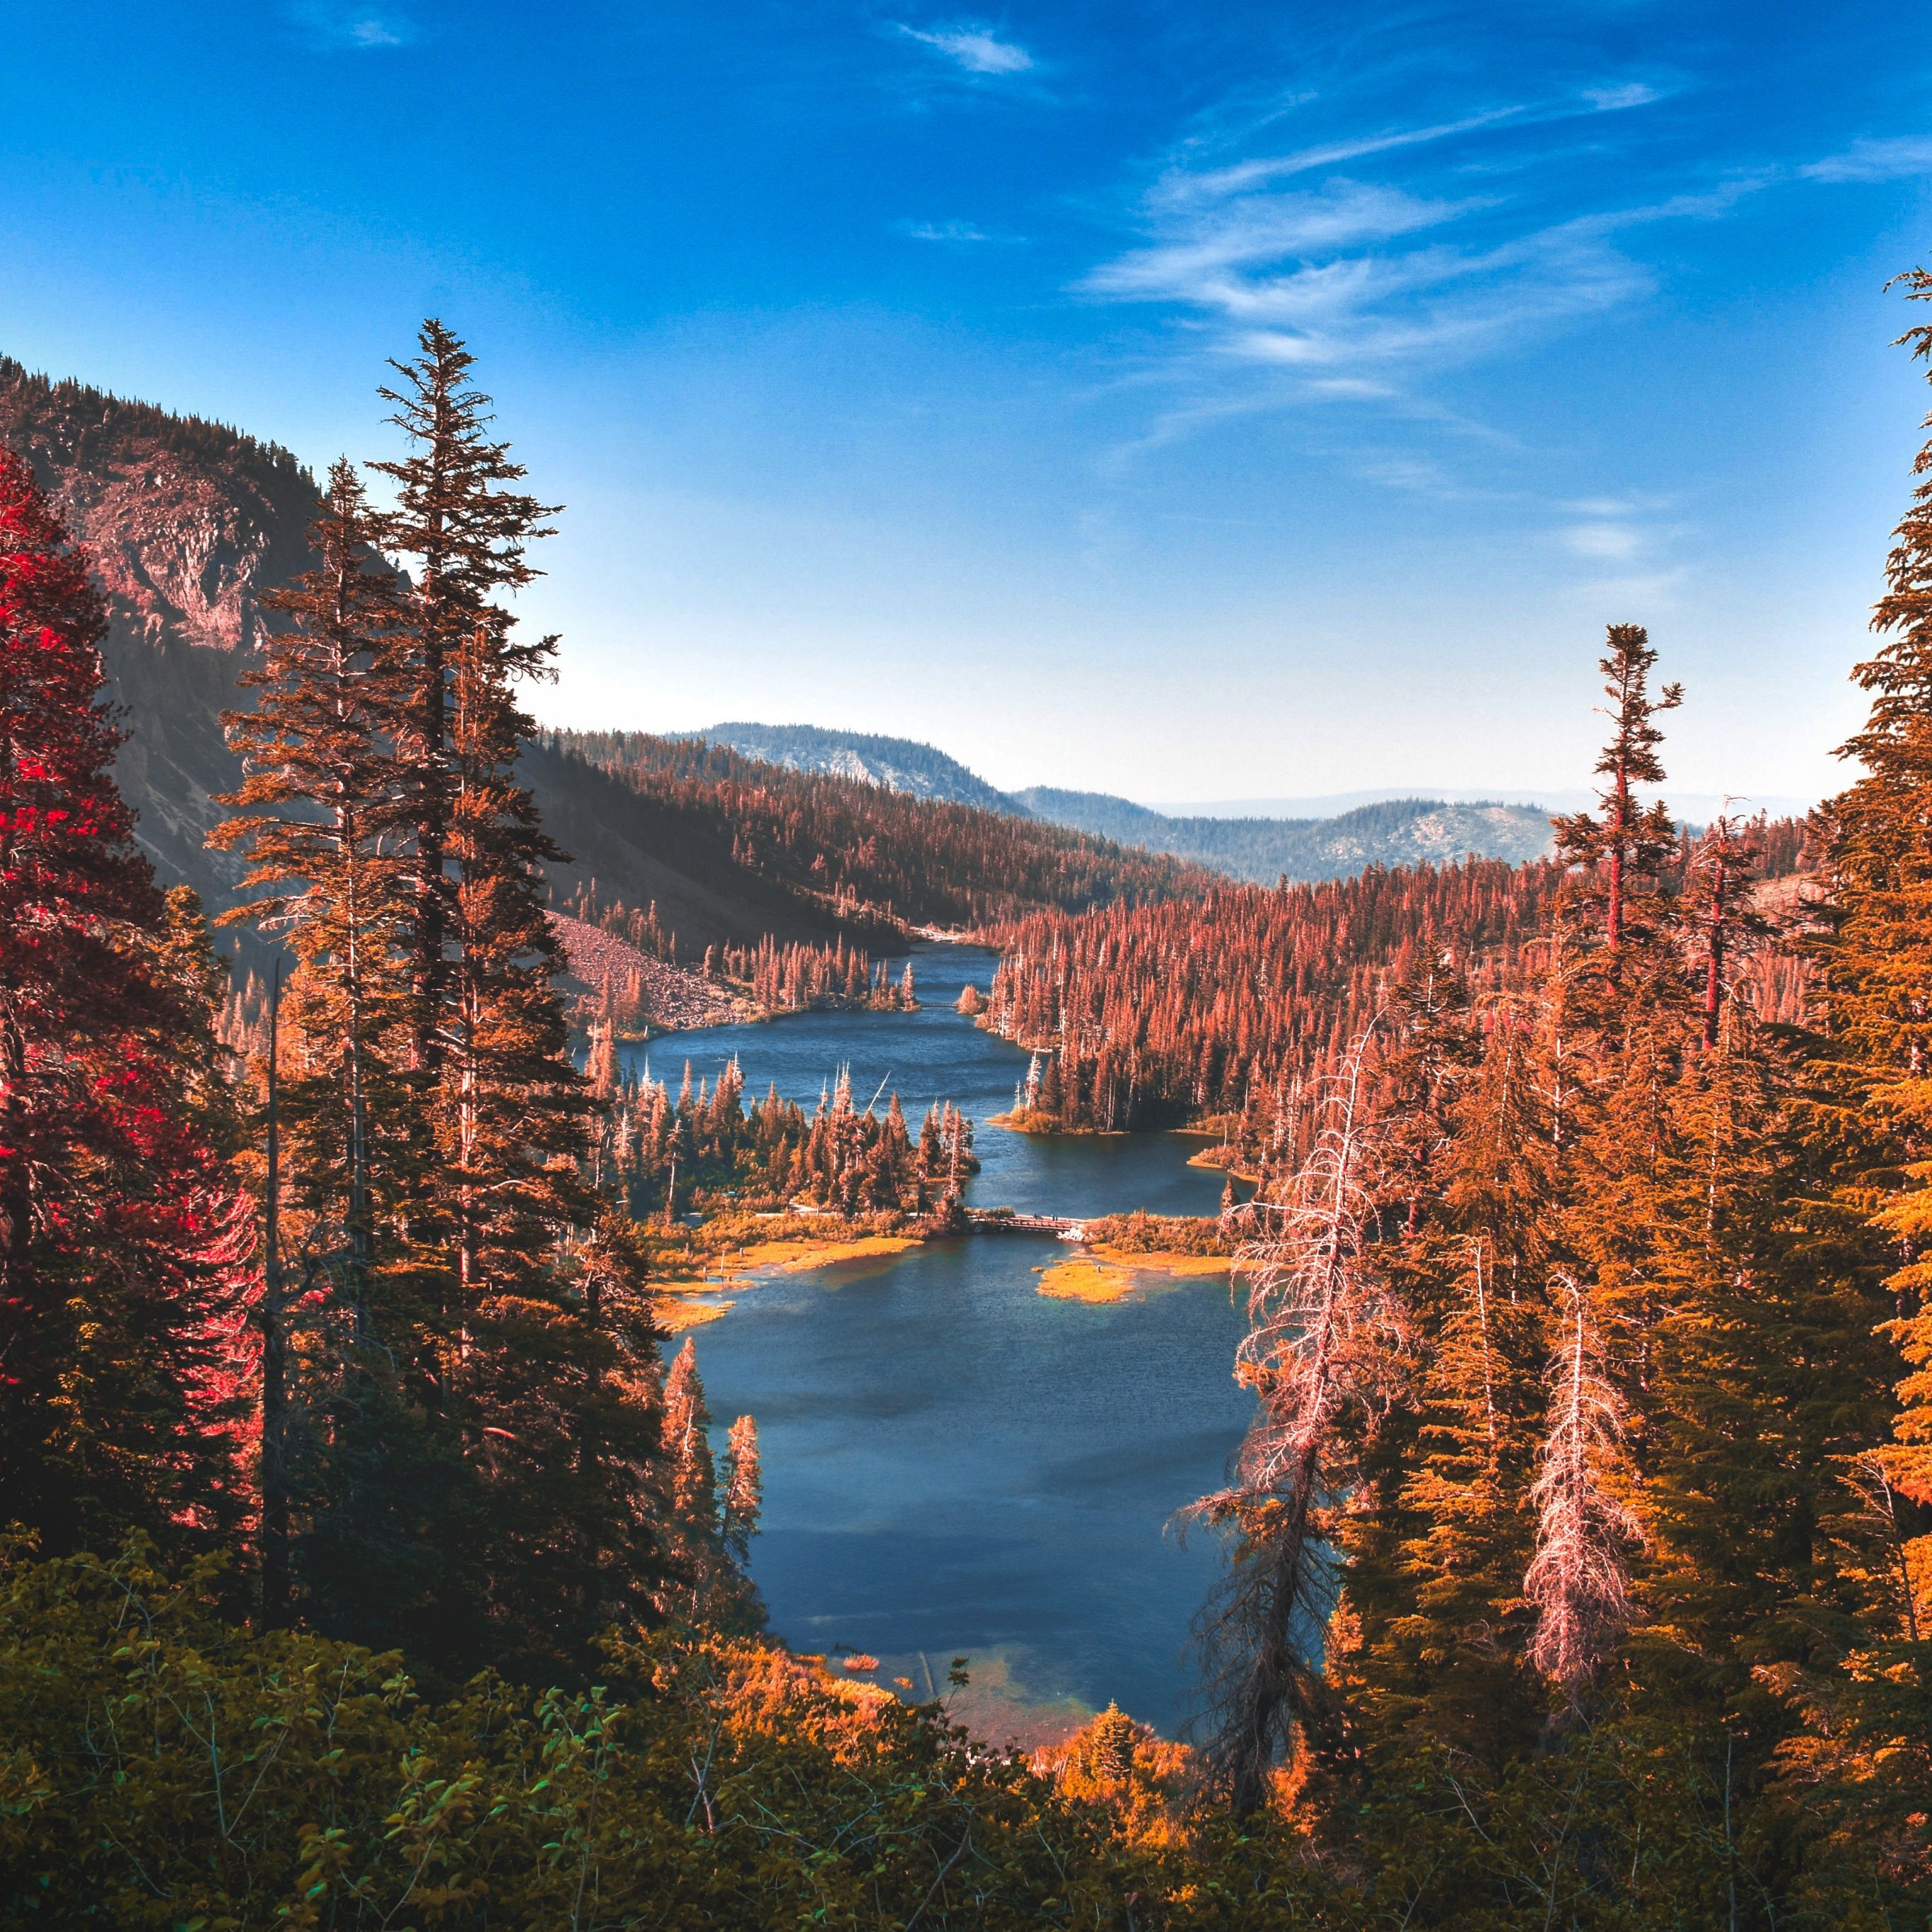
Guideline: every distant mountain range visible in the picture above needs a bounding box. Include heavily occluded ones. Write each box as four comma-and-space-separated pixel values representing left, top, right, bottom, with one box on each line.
687, 722, 1013, 813
1152, 786, 1820, 825
1011, 788, 1556, 883
692, 723, 1558, 883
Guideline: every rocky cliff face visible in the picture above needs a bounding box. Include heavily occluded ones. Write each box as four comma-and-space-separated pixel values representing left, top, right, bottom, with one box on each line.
0, 356, 321, 656
0, 358, 327, 926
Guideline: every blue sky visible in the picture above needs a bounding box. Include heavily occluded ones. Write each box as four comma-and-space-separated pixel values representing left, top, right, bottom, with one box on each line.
4, 1, 1930, 803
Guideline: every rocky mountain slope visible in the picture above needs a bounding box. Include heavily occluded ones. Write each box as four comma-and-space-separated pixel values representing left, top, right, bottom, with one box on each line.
1, 356, 1196, 957
689, 722, 1018, 813
1012, 788, 1556, 883
0, 360, 324, 922
0, 356, 319, 655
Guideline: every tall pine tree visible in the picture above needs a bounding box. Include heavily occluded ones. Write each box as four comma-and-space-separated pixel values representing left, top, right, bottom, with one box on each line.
1776, 264, 1932, 1896
216, 330, 671, 1680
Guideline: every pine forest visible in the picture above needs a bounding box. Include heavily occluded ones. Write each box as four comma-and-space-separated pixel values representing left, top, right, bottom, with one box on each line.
11, 266, 1932, 1931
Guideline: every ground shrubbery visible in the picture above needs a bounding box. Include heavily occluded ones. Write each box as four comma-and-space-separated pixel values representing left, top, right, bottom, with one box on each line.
4, 1543, 1893, 1929
0, 1544, 1167, 1928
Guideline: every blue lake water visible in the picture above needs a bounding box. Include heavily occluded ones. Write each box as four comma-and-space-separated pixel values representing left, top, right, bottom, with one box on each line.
622, 944, 1252, 1736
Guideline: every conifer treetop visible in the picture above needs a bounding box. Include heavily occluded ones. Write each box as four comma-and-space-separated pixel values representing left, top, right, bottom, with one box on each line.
369, 318, 561, 680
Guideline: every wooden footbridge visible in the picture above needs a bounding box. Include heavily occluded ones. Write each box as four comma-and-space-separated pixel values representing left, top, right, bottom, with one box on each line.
964, 1209, 1086, 1240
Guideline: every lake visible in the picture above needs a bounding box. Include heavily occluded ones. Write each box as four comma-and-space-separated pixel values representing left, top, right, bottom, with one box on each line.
622, 943, 1252, 1738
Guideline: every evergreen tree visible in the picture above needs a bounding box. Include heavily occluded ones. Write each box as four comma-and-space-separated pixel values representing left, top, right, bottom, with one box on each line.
720, 1413, 762, 1563
1828, 267, 1932, 1494
1779, 264, 1932, 1895
367, 331, 665, 1680
0, 448, 250, 1552
216, 459, 417, 1283
1195, 1031, 1395, 1815
210, 332, 670, 1679
1523, 1277, 1640, 1694
1686, 812, 1766, 1051
1552, 624, 1682, 960
663, 1344, 715, 1540
662, 1339, 764, 1629
1378, 950, 1477, 1235
1629, 1004, 1891, 1878
368, 320, 558, 1082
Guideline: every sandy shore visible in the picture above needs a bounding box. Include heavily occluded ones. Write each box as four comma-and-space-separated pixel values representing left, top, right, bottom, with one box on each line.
1035, 1244, 1230, 1304
653, 1294, 737, 1332
651, 1232, 922, 1329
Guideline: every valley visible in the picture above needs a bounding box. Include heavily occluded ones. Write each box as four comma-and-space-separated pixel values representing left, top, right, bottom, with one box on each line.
641, 943, 1246, 1738
4, 291, 1926, 1926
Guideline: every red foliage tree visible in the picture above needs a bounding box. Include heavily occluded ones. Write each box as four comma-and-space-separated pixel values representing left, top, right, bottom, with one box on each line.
0, 448, 250, 1550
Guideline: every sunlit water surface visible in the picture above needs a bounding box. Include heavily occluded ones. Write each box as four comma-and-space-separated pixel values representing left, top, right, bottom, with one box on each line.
621, 945, 1252, 1735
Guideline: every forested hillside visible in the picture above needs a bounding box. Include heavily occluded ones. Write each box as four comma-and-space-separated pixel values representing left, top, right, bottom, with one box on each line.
554, 728, 1213, 932
988, 856, 1566, 1134
983, 817, 1806, 1148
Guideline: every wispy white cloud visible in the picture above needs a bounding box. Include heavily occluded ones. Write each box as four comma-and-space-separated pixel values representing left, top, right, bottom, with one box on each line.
1077, 78, 1819, 444
1151, 110, 1527, 209
1352, 451, 1460, 494
1309, 376, 1400, 399
1563, 494, 1671, 519
1079, 45, 1923, 504
1561, 520, 1645, 561
1583, 83, 1664, 112
897, 218, 1024, 243
1088, 182, 1486, 308
1549, 492, 1685, 597
292, 4, 411, 48
1561, 564, 1689, 611
902, 219, 988, 242
1086, 166, 1650, 382
1801, 136, 1932, 183
895, 23, 1033, 77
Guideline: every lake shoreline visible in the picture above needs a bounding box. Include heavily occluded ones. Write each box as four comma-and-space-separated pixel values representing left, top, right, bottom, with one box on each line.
654, 1218, 1231, 1326
1036, 1245, 1230, 1304
651, 1222, 926, 1328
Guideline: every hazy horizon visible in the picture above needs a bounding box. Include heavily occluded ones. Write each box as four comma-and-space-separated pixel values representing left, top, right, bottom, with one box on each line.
653, 718, 1820, 824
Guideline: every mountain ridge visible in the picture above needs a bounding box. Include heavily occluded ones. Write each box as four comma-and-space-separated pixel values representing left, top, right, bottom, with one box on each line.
692, 721, 1557, 881
0, 356, 1202, 954
1011, 786, 1556, 883
687, 722, 1018, 815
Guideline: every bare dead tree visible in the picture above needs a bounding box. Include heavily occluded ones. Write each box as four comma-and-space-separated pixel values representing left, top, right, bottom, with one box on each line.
1525, 1275, 1641, 1695
1191, 1024, 1402, 1815
1684, 807, 1768, 1050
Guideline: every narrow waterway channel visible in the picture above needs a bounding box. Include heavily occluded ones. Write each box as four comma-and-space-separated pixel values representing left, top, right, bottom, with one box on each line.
621, 944, 1253, 1739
